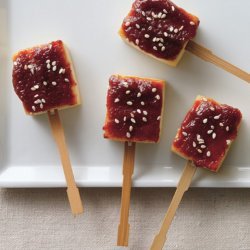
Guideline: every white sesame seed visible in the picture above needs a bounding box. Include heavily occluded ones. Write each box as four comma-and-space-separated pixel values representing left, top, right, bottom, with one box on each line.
169, 26, 174, 32
137, 92, 142, 98
157, 116, 161, 121
34, 85, 39, 89
171, 5, 175, 11
190, 21, 195, 25
174, 28, 178, 33
142, 11, 146, 16
137, 109, 141, 114
226, 140, 231, 145
179, 26, 184, 31
13, 61, 17, 66
127, 101, 133, 106
211, 125, 215, 129
164, 32, 168, 37
114, 98, 120, 103
142, 117, 147, 122
126, 132, 131, 138
28, 64, 33, 69
136, 24, 140, 29
158, 12, 162, 18
122, 81, 129, 88
182, 131, 187, 136
207, 130, 213, 134
158, 43, 163, 47
40, 103, 44, 109
49, 44, 52, 49
123, 116, 127, 122
212, 132, 216, 139
144, 34, 150, 38
130, 113, 135, 118
198, 140, 204, 144
65, 78, 69, 82
193, 141, 196, 148
163, 9, 168, 14
161, 14, 166, 18
135, 39, 139, 45
153, 46, 158, 51
131, 118, 136, 123
197, 134, 201, 139
219, 123, 224, 127
125, 21, 130, 26
24, 65, 28, 70
46, 60, 50, 64
52, 81, 57, 86
206, 151, 211, 157
153, 37, 157, 42
52, 61, 56, 66
59, 68, 65, 74
43, 81, 48, 86
32, 106, 36, 111
47, 64, 51, 69
152, 88, 157, 93
148, 26, 152, 30
126, 90, 131, 94
143, 110, 148, 115
203, 118, 208, 124
34, 94, 39, 98
34, 99, 41, 104
226, 126, 230, 131
41, 99, 46, 103
115, 119, 119, 124
30, 68, 34, 74
129, 126, 133, 132
141, 101, 145, 106
155, 95, 160, 100
31, 87, 36, 91
201, 145, 206, 149
210, 107, 215, 111
147, 17, 152, 21
197, 149, 202, 153
161, 46, 165, 51
214, 114, 221, 120
52, 66, 57, 71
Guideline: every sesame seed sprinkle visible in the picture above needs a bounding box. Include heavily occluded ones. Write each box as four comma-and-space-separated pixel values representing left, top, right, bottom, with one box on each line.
46, 60, 50, 64
47, 64, 51, 69
124, 116, 127, 122
164, 32, 168, 37
115, 119, 119, 124
52, 61, 56, 66
197, 149, 202, 153
219, 123, 224, 127
114, 98, 120, 103
130, 113, 135, 118
193, 141, 196, 147
171, 5, 175, 11
125, 21, 130, 26
179, 26, 184, 31
126, 132, 131, 138
142, 117, 147, 122
201, 145, 206, 149
65, 78, 69, 82
126, 90, 131, 94
24, 65, 28, 70
40, 103, 44, 109
161, 46, 165, 51
143, 111, 148, 115
152, 88, 157, 93
157, 116, 161, 121
163, 9, 168, 14
206, 151, 211, 157
203, 118, 208, 124
13, 61, 17, 66
136, 24, 140, 29
129, 126, 133, 132
41, 99, 46, 103
59, 68, 65, 74
34, 94, 39, 98
28, 64, 33, 69
226, 126, 230, 131
141, 101, 145, 106
214, 114, 221, 120
137, 109, 141, 114
161, 14, 166, 18
182, 131, 187, 136
147, 17, 152, 21
211, 125, 215, 129
169, 26, 174, 32
210, 107, 215, 111
52, 81, 57, 86
226, 140, 231, 145
43, 81, 48, 86
32, 106, 36, 111
144, 34, 150, 38
52, 66, 57, 71
34, 99, 41, 104
174, 28, 178, 33
127, 101, 133, 106
142, 11, 146, 16
155, 95, 160, 100
135, 39, 139, 45
153, 46, 158, 51
190, 21, 195, 25
207, 130, 213, 134
131, 118, 136, 123
137, 92, 142, 98
212, 132, 216, 139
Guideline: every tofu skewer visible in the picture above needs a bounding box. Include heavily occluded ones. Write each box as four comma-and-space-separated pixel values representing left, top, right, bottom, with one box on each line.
12, 40, 83, 215
151, 96, 242, 250
119, 0, 249, 83
103, 75, 166, 246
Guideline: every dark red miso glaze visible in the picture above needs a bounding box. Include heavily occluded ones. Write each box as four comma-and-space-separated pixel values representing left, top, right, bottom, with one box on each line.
121, 0, 199, 60
103, 75, 165, 142
173, 97, 242, 172
12, 40, 78, 114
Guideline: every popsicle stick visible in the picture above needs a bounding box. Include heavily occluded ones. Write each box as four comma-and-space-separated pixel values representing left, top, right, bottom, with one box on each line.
47, 109, 83, 216
186, 40, 250, 83
150, 161, 196, 250
117, 141, 136, 246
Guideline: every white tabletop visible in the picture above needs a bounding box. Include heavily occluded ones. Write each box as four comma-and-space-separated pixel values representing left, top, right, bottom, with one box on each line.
1, 188, 249, 250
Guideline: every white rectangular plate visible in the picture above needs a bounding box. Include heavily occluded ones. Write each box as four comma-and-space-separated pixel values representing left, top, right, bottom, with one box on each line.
0, 0, 249, 187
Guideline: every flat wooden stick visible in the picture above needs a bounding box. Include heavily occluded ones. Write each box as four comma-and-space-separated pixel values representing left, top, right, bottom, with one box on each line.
47, 109, 83, 216
117, 141, 136, 246
186, 40, 250, 83
150, 161, 196, 250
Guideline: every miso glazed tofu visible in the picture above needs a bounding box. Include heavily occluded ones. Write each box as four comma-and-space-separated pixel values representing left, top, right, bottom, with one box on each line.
172, 96, 242, 172
12, 40, 80, 115
119, 0, 199, 66
103, 75, 166, 143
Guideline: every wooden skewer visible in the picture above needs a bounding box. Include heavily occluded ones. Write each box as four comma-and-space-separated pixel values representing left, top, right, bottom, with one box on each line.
186, 40, 250, 84
47, 109, 83, 216
150, 161, 196, 250
117, 141, 136, 246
